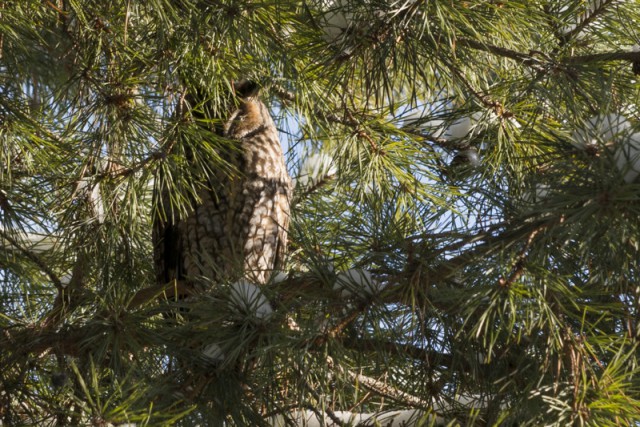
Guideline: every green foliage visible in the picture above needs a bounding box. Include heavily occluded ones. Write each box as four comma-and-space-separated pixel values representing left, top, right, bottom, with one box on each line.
1, 0, 640, 425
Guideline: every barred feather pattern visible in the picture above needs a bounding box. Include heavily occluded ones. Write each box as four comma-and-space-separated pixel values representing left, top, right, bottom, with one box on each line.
153, 94, 292, 288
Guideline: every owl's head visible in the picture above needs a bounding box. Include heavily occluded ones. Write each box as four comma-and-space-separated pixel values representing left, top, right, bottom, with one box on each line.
232, 79, 261, 100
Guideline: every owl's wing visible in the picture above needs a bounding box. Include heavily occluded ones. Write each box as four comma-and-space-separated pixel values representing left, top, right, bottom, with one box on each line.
152, 170, 182, 286
153, 88, 233, 287
153, 86, 292, 288
272, 182, 292, 274
237, 177, 292, 285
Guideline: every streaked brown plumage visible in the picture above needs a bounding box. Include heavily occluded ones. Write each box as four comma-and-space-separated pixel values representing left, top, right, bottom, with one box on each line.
153, 82, 292, 289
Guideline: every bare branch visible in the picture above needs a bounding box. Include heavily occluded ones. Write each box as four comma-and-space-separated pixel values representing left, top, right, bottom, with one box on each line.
333, 361, 430, 408
564, 50, 640, 65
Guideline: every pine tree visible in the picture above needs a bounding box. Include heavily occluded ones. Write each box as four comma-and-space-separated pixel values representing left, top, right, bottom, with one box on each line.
1, 1, 640, 425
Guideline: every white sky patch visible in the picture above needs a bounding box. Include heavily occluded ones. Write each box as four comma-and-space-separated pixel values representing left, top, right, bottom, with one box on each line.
229, 279, 273, 321
202, 343, 225, 362
444, 116, 475, 140
296, 152, 337, 188
569, 113, 640, 183
614, 133, 640, 184
334, 268, 386, 297
318, 0, 353, 44
571, 114, 631, 149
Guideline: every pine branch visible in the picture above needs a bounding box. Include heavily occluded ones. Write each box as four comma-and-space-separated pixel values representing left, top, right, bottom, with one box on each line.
0, 229, 63, 291
497, 225, 547, 288
564, 50, 640, 65
332, 361, 430, 409
269, 409, 438, 427
41, 249, 90, 328
127, 279, 192, 309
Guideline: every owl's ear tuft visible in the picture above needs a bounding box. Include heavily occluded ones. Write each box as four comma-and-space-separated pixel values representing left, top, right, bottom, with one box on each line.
233, 79, 261, 99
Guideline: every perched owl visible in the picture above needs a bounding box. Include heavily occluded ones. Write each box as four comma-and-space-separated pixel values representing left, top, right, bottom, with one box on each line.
153, 81, 292, 291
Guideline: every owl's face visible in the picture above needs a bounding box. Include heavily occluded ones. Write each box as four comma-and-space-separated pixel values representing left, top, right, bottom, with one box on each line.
224, 83, 274, 142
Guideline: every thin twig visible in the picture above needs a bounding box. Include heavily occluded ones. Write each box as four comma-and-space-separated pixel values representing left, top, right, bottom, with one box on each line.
293, 362, 345, 426
498, 224, 547, 288
558, 0, 617, 46
127, 279, 192, 309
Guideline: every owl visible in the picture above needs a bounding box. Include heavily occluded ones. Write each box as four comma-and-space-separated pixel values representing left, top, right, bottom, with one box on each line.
153, 81, 292, 292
